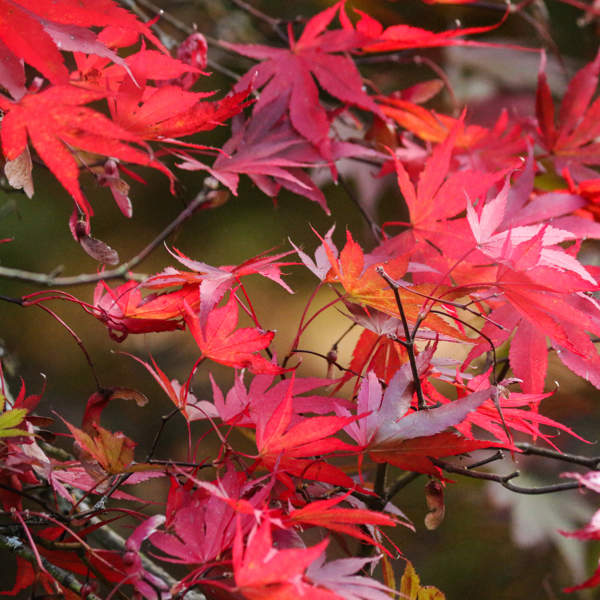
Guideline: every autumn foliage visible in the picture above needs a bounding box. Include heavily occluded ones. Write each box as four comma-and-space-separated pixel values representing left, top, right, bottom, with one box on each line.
3, 0, 600, 598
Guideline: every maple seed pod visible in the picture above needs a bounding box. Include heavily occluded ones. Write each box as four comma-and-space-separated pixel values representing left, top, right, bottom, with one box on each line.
424, 480, 445, 530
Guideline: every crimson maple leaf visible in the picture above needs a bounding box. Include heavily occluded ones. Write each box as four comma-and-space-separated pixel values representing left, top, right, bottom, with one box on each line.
536, 49, 600, 181
184, 293, 285, 374
205, 371, 349, 430
109, 51, 250, 143
287, 494, 397, 553
92, 280, 191, 341
221, 1, 381, 161
148, 469, 271, 568
177, 94, 377, 212
0, 0, 162, 96
422, 376, 585, 449
0, 85, 173, 231
459, 184, 600, 392
369, 431, 503, 477
233, 519, 335, 600
347, 5, 510, 53
253, 375, 359, 488
378, 95, 526, 173
144, 244, 295, 318
392, 121, 505, 235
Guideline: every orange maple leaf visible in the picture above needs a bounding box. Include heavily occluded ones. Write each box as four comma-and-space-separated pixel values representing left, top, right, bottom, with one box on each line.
322, 230, 464, 338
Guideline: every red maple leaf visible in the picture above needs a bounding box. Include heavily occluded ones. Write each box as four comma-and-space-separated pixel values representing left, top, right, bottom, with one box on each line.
254, 376, 359, 488
0, 85, 173, 229
92, 280, 191, 341
348, 5, 510, 53
287, 494, 397, 553
144, 245, 295, 311
109, 52, 250, 143
221, 1, 381, 160
369, 431, 503, 477
392, 121, 505, 234
233, 519, 336, 600
184, 293, 285, 374
0, 0, 163, 95
536, 49, 600, 180
148, 469, 271, 568
177, 94, 377, 212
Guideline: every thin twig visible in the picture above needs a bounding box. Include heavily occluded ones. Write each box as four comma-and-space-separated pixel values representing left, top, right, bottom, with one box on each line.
467, 450, 505, 470
431, 458, 581, 495
146, 408, 180, 462
34, 303, 102, 390
385, 471, 421, 503
292, 348, 361, 377
338, 175, 382, 243
376, 266, 427, 410
0, 184, 214, 287
515, 443, 600, 469
229, 0, 280, 27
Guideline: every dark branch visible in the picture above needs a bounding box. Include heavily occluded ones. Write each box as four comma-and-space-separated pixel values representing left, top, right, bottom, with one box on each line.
0, 182, 216, 287
432, 458, 581, 495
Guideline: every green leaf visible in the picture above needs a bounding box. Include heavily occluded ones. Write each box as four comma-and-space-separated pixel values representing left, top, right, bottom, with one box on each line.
0, 408, 29, 438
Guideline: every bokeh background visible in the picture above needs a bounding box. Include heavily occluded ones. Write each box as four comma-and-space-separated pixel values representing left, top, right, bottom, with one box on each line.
2, 0, 600, 597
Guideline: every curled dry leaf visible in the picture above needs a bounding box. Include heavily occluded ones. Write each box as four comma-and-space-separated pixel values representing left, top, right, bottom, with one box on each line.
78, 233, 120, 265
4, 147, 33, 198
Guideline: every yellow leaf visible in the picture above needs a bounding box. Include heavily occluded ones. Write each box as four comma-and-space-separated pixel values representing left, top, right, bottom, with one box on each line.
381, 554, 397, 598
400, 561, 446, 600
400, 561, 420, 600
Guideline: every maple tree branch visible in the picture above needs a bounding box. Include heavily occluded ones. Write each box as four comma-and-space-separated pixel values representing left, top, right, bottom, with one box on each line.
376, 266, 427, 410
122, 0, 192, 35
0, 483, 66, 520
92, 524, 207, 600
228, 0, 289, 43
65, 481, 208, 600
515, 443, 600, 469
373, 463, 388, 500
0, 181, 216, 287
0, 533, 103, 600
385, 472, 422, 504
431, 458, 581, 495
466, 450, 505, 469
0, 294, 23, 306
1, 433, 206, 599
